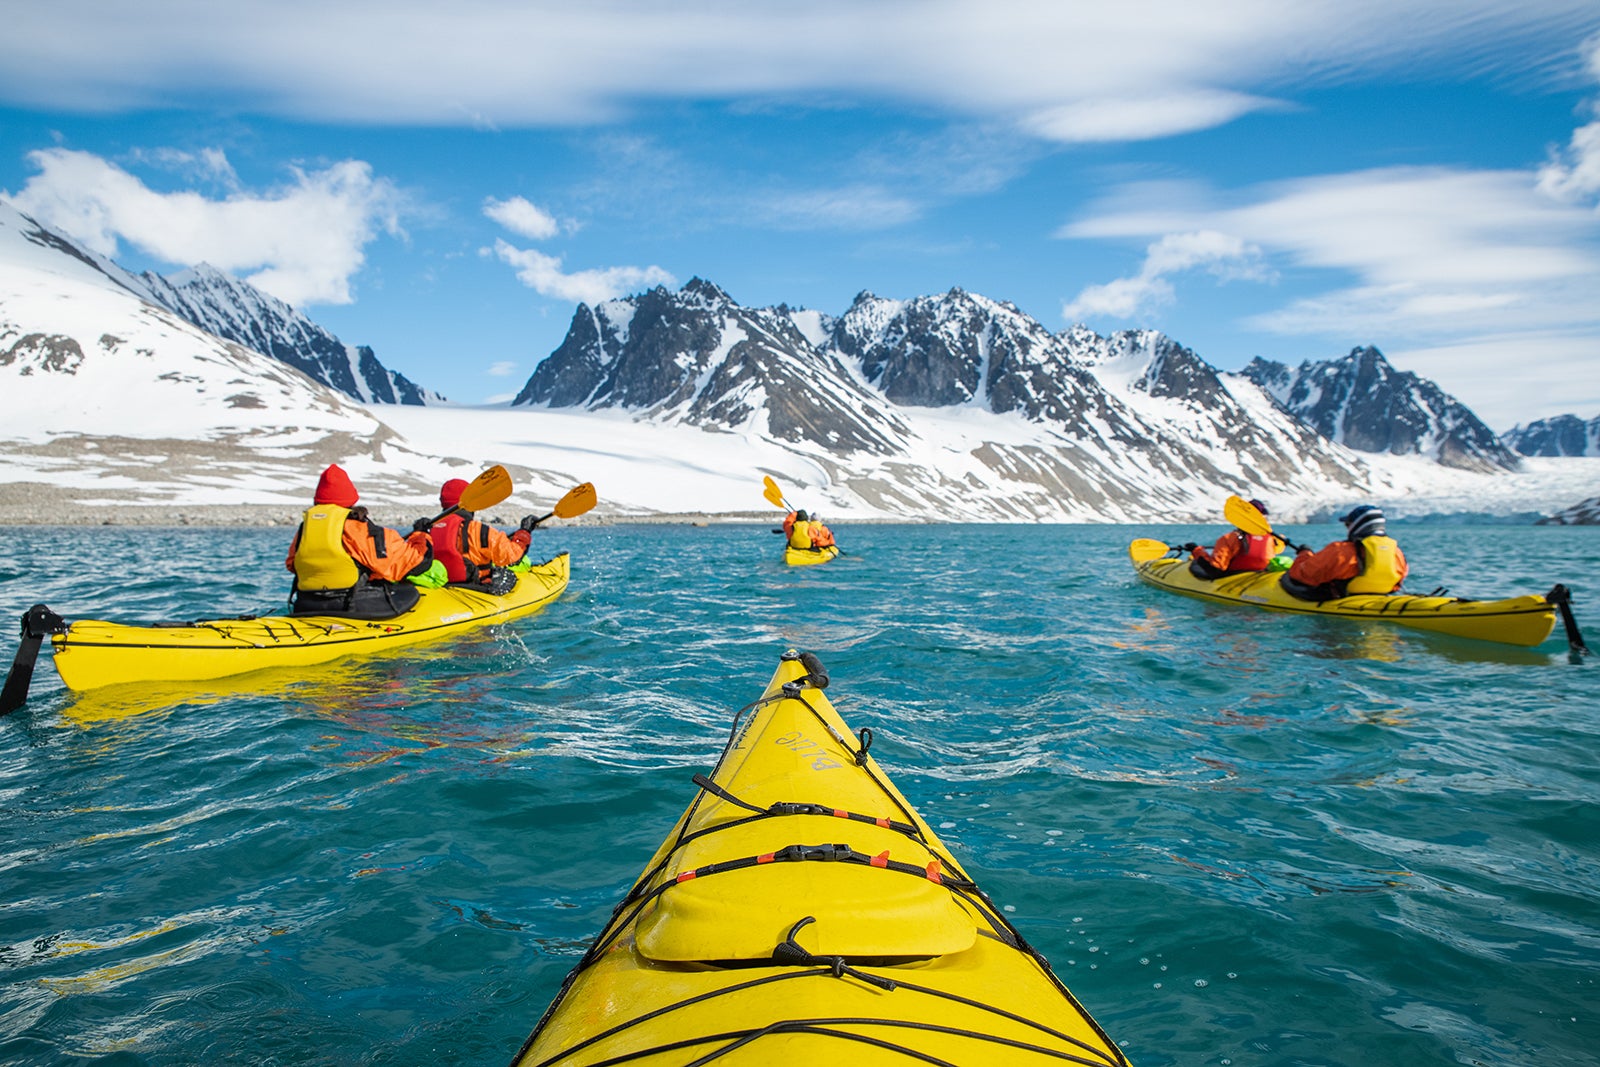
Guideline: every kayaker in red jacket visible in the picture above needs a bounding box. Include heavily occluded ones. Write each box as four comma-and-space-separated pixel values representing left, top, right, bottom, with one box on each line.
285, 464, 434, 617
1189, 498, 1283, 579
420, 478, 536, 590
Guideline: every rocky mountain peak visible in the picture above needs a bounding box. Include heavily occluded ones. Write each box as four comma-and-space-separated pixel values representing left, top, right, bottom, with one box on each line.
1502, 414, 1600, 457
1242, 345, 1518, 472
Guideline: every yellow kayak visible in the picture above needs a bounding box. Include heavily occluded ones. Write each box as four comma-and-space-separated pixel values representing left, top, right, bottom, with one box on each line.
1129, 540, 1559, 647
784, 545, 840, 566
41, 553, 570, 691
511, 650, 1128, 1066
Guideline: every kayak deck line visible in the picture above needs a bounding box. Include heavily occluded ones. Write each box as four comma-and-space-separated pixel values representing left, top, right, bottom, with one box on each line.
1129, 541, 1564, 648
512, 650, 1128, 1067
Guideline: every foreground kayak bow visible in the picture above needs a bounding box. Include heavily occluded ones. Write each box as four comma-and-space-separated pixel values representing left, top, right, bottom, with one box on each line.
511, 649, 1128, 1066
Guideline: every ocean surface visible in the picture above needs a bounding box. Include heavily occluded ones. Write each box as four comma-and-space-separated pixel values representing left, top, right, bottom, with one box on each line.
1, 521, 1596, 1067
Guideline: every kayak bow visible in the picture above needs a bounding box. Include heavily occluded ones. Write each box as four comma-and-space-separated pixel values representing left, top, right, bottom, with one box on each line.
511, 649, 1128, 1066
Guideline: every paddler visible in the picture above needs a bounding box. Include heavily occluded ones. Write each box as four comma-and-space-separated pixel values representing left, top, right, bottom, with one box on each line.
285, 464, 436, 618
1281, 504, 1408, 601
785, 509, 812, 549
415, 478, 538, 593
1188, 498, 1283, 579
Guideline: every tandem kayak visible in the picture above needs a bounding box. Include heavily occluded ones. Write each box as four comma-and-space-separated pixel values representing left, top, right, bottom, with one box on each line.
1129, 540, 1566, 648
12, 553, 569, 695
784, 544, 839, 566
511, 649, 1128, 1067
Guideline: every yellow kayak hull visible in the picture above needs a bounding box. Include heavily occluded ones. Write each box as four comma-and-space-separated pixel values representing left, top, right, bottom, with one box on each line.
49, 553, 570, 691
1129, 541, 1556, 647
512, 651, 1127, 1066
784, 545, 839, 566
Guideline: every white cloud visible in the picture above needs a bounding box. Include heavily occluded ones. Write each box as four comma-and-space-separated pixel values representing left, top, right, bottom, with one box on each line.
488, 238, 673, 305
757, 185, 921, 230
1022, 91, 1275, 143
487, 360, 518, 376
3, 148, 403, 306
1062, 230, 1271, 321
484, 195, 565, 240
3, 1, 1594, 144
1058, 162, 1600, 417
1537, 36, 1600, 207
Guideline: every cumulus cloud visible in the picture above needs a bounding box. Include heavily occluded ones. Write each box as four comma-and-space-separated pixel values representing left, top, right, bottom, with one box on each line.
1537, 36, 1600, 207
1063, 230, 1272, 320
3, 1, 1594, 144
488, 238, 673, 305
3, 148, 403, 306
484, 195, 568, 240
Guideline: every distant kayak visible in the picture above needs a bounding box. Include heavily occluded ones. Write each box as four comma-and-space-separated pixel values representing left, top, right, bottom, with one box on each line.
784, 544, 839, 566
511, 649, 1128, 1066
1129, 540, 1560, 647
40, 553, 570, 691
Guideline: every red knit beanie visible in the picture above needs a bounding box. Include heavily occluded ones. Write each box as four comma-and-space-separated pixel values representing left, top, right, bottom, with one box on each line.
439, 478, 470, 508
314, 464, 359, 507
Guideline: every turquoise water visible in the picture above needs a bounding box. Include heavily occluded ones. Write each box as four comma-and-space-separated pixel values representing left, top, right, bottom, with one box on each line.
1, 522, 1597, 1066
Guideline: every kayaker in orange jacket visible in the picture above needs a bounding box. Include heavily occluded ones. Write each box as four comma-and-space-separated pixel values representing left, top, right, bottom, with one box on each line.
1283, 504, 1408, 601
285, 464, 434, 617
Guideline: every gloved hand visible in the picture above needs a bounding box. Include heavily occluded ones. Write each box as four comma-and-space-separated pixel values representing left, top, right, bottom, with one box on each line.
348, 505, 369, 522
519, 514, 542, 532
412, 517, 431, 533
1182, 542, 1199, 552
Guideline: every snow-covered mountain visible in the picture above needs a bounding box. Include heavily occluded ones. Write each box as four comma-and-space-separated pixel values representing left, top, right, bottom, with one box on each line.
1241, 346, 1518, 472
140, 264, 442, 406
3, 212, 1590, 525
0, 201, 488, 514
511, 281, 1393, 520
1503, 414, 1600, 457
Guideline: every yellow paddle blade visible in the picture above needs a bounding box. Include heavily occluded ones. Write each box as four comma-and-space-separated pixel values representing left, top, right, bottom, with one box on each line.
553, 482, 598, 519
761, 476, 787, 509
458, 465, 514, 513
1129, 538, 1172, 563
1224, 495, 1272, 537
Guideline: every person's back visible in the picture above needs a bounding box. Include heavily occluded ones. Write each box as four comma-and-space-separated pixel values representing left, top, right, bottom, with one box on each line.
286, 464, 433, 618
1189, 499, 1278, 580
787, 510, 814, 550
427, 478, 534, 591
1283, 505, 1406, 600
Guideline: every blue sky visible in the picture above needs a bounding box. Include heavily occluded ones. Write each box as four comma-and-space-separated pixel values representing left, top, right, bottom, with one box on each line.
2, 1, 1598, 428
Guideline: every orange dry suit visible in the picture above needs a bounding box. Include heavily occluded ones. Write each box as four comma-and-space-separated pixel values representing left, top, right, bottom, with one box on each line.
285, 505, 433, 618
808, 522, 836, 549
1283, 535, 1407, 600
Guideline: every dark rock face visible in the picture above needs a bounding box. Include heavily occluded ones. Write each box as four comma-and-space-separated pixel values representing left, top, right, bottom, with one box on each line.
141, 265, 439, 405
1537, 496, 1600, 525
1503, 414, 1600, 457
1242, 346, 1519, 472
513, 279, 908, 455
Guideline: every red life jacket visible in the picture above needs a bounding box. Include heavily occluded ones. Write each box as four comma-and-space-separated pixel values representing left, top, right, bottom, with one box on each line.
431, 514, 491, 584
1227, 531, 1275, 573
